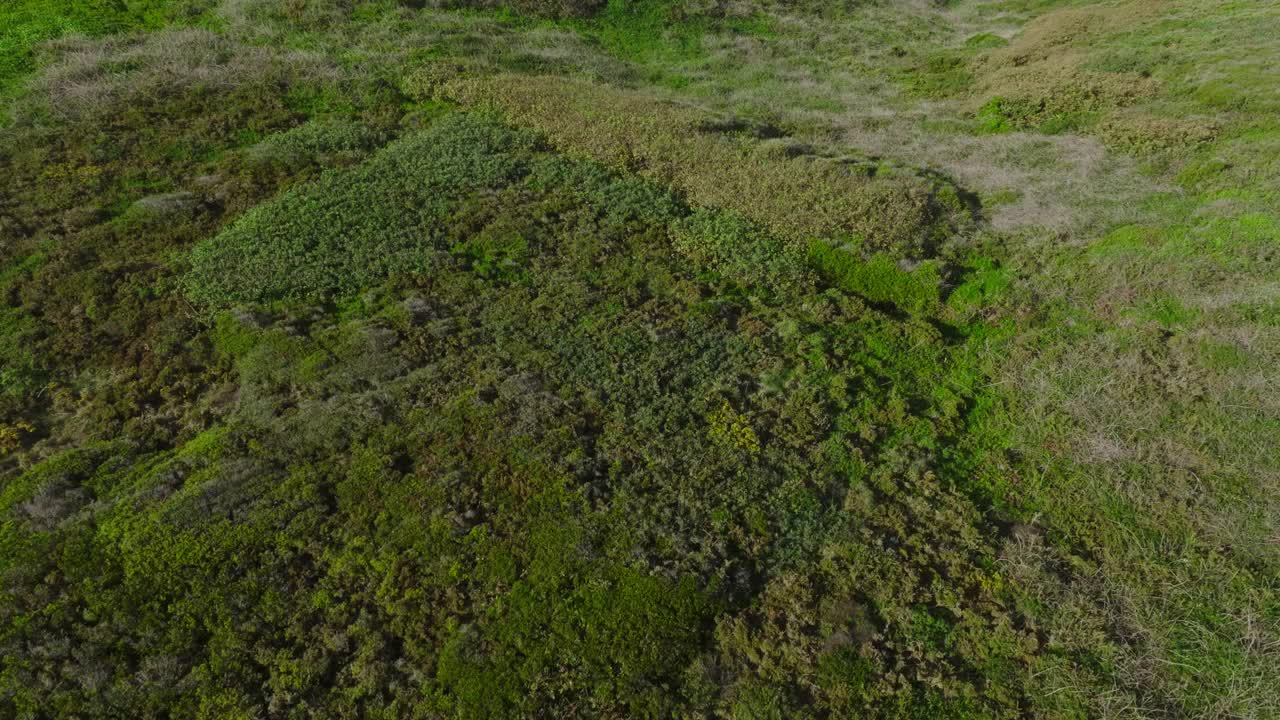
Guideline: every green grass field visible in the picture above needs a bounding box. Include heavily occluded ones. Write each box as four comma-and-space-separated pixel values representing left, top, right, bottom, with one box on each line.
1, 1, 1277, 717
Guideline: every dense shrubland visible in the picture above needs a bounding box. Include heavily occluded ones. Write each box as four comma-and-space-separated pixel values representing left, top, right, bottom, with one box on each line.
2, 1, 1277, 718
4, 103, 1033, 716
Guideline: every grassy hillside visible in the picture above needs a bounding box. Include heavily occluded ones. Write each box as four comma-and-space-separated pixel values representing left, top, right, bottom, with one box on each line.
1, 1, 1276, 718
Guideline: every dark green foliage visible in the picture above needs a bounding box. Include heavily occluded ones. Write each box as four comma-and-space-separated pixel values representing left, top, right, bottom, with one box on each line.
438, 544, 712, 716
188, 115, 541, 305
0, 261, 45, 405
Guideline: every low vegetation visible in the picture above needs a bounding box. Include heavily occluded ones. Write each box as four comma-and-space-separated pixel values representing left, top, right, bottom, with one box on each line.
2, 1, 1276, 718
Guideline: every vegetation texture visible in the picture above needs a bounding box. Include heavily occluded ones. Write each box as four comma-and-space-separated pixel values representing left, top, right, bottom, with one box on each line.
1, 1, 1277, 718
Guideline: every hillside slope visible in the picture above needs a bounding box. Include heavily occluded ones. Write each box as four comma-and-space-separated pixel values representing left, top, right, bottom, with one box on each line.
1, 1, 1276, 718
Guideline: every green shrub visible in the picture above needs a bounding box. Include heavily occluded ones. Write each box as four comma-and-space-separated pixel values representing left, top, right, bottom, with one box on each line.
903, 52, 973, 98
245, 118, 387, 171
964, 33, 1007, 50
974, 97, 1013, 134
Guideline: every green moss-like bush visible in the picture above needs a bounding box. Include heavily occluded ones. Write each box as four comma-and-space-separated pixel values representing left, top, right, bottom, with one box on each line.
809, 241, 941, 314
244, 119, 387, 171
428, 0, 605, 18
671, 209, 809, 295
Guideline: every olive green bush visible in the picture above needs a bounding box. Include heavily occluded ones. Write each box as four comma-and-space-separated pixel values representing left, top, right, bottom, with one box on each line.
188, 114, 541, 305
414, 73, 968, 260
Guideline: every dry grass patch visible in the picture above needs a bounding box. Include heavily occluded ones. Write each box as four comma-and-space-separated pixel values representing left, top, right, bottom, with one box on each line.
19, 28, 337, 123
